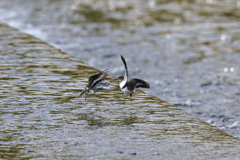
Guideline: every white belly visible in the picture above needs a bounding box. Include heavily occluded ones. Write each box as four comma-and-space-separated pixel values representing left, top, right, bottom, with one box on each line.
119, 78, 127, 89
121, 86, 132, 94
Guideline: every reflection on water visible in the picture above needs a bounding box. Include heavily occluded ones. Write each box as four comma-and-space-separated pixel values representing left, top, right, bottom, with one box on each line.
0, 23, 240, 159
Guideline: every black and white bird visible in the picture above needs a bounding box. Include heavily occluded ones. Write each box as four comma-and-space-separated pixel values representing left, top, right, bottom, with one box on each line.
115, 55, 150, 103
79, 69, 113, 101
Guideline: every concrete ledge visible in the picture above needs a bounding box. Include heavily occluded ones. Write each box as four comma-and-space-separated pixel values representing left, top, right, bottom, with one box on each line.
0, 23, 239, 159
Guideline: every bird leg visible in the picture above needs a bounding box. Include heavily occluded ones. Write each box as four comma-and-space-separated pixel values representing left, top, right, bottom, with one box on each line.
123, 95, 128, 104
85, 93, 89, 101
116, 93, 124, 100
133, 92, 139, 97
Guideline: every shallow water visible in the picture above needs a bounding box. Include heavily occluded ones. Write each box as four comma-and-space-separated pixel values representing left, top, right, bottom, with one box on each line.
0, 0, 239, 139
0, 23, 240, 159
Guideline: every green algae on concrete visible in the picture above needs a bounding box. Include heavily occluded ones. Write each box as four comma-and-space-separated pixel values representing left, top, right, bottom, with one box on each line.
0, 23, 239, 159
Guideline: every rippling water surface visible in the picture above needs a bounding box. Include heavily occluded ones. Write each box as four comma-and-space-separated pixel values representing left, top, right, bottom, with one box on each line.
1, 0, 240, 158
1, 0, 239, 117
1, 23, 240, 159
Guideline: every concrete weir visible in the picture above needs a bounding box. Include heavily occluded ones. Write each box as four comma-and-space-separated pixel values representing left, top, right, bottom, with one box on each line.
0, 23, 239, 159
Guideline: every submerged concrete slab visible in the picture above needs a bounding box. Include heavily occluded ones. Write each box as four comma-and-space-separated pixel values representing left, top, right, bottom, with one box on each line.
0, 23, 239, 159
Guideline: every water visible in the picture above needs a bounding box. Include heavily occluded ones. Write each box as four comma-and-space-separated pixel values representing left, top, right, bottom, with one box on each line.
0, 23, 240, 159
1, 0, 240, 158
0, 0, 239, 124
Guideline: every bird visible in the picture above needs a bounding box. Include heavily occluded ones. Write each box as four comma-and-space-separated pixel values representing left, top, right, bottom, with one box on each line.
115, 55, 150, 103
79, 69, 114, 101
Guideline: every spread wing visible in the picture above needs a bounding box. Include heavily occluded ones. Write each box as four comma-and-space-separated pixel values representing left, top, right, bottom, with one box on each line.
79, 88, 88, 97
95, 81, 115, 91
128, 78, 150, 91
88, 69, 108, 88
121, 55, 128, 82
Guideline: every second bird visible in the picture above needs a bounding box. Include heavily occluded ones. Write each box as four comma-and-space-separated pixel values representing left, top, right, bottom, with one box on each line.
79, 69, 113, 101
115, 55, 150, 103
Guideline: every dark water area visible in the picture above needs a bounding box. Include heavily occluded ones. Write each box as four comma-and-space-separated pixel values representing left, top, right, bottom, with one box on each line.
1, 23, 239, 159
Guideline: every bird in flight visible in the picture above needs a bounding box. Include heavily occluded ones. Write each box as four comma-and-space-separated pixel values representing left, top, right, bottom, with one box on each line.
79, 69, 114, 101
115, 55, 150, 103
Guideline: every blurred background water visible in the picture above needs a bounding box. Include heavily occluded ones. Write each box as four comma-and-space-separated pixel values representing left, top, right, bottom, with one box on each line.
0, 0, 240, 158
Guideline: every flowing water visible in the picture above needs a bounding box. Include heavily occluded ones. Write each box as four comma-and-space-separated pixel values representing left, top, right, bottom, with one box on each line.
0, 0, 239, 138
0, 23, 240, 159
0, 0, 240, 159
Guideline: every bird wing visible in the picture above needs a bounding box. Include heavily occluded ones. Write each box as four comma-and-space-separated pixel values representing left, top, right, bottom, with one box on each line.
79, 88, 88, 97
95, 81, 115, 91
128, 78, 150, 91
121, 55, 128, 83
88, 69, 108, 88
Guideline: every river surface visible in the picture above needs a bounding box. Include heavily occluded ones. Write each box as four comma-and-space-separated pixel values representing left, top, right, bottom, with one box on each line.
2, 0, 238, 138
1, 23, 240, 159
0, 1, 240, 158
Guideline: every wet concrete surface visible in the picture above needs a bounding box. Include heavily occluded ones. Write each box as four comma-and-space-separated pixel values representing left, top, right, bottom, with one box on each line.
0, 22, 240, 159
1, 0, 239, 139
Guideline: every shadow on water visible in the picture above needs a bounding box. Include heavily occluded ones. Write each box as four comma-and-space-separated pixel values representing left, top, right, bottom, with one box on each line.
0, 23, 240, 159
